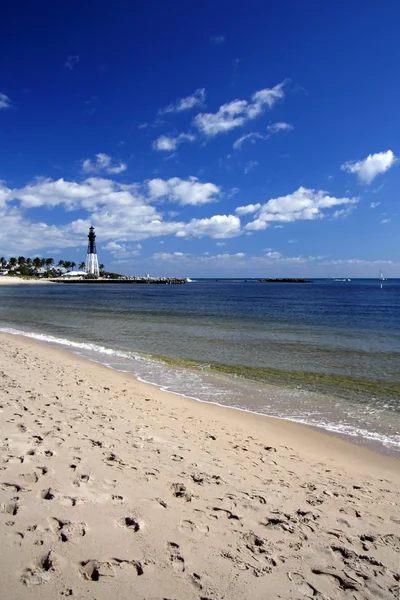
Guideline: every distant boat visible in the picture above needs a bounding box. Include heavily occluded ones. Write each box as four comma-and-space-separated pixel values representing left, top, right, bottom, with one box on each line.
333, 278, 351, 282
379, 269, 387, 281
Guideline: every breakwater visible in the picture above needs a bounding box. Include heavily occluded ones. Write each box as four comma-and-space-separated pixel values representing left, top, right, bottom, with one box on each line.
51, 277, 186, 284
258, 278, 312, 283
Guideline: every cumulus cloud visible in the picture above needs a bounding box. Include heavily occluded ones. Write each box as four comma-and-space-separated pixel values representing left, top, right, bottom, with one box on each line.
0, 175, 243, 256
370, 202, 381, 208
103, 241, 142, 259
235, 203, 261, 216
176, 215, 241, 239
159, 88, 206, 115
65, 55, 80, 70
193, 81, 286, 137
233, 132, 265, 150
148, 176, 220, 206
243, 187, 358, 231
341, 150, 396, 184
267, 122, 293, 134
0, 92, 12, 109
82, 153, 127, 174
152, 133, 195, 152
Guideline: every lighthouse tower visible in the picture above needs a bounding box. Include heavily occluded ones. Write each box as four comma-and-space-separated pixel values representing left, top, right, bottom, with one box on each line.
85, 226, 100, 277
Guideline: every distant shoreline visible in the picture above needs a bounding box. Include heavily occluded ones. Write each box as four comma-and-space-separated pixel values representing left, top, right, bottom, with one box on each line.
0, 276, 55, 285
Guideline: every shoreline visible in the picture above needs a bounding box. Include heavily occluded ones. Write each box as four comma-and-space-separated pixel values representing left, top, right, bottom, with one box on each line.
1, 332, 398, 471
0, 276, 55, 285
1, 328, 399, 457
0, 332, 399, 599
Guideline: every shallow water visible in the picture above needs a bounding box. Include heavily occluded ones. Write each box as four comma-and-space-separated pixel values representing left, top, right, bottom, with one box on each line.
1, 279, 399, 455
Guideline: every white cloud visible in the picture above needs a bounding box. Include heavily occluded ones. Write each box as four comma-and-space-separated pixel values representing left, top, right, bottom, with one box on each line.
233, 132, 265, 150
267, 122, 293, 134
381, 218, 391, 224
103, 241, 142, 259
82, 153, 127, 174
341, 150, 396, 184
244, 161, 259, 175
216, 242, 226, 246
0, 92, 12, 110
176, 215, 241, 239
244, 187, 358, 231
210, 35, 225, 45
0, 174, 244, 256
193, 81, 286, 137
370, 201, 381, 208
159, 89, 206, 115
235, 203, 261, 216
265, 251, 282, 259
65, 55, 80, 70
331, 206, 355, 219
152, 133, 195, 152
148, 176, 220, 206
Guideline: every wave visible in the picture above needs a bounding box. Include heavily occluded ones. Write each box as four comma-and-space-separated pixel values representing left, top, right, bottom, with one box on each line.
1, 326, 399, 455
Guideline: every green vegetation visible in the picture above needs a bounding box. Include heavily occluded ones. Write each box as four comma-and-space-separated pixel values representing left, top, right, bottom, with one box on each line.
0, 256, 107, 278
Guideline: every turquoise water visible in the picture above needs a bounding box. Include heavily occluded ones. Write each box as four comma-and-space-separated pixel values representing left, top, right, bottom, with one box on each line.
0, 279, 399, 455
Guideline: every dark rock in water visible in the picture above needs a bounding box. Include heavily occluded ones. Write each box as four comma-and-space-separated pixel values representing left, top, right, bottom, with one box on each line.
258, 278, 312, 283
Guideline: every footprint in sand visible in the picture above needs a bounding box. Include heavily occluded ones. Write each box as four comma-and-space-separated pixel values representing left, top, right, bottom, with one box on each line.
170, 483, 192, 502
80, 558, 143, 581
21, 551, 58, 587
1, 502, 19, 516
118, 516, 141, 532
53, 518, 86, 542
72, 474, 90, 487
178, 519, 209, 536
1, 482, 24, 493
41, 488, 57, 501
287, 572, 321, 597
167, 542, 185, 572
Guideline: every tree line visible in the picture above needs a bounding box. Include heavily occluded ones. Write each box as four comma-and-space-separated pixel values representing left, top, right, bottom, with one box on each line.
0, 256, 105, 276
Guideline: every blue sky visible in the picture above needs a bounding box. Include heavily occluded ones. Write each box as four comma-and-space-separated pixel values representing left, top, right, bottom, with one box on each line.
0, 0, 399, 277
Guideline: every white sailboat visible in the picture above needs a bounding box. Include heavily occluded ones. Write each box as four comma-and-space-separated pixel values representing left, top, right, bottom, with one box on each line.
379, 269, 387, 281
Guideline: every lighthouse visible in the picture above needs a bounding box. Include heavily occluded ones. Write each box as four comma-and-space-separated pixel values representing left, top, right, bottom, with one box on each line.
85, 226, 100, 277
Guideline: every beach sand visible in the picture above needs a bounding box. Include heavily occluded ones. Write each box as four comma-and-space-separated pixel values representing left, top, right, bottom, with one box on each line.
0, 333, 399, 600
0, 277, 54, 285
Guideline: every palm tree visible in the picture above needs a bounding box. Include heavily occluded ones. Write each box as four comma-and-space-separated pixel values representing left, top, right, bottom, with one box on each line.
63, 261, 71, 272
45, 258, 54, 270
0, 257, 6, 268
70, 261, 76, 271
17, 256, 26, 267
99, 263, 105, 272
33, 257, 42, 271
79, 261, 86, 270
26, 257, 32, 267
9, 257, 17, 268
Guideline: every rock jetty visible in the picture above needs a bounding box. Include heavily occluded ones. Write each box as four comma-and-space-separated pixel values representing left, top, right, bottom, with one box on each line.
51, 277, 186, 284
258, 278, 312, 283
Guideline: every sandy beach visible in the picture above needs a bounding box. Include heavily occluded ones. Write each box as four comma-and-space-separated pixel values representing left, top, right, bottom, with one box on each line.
0, 333, 399, 600
0, 277, 54, 285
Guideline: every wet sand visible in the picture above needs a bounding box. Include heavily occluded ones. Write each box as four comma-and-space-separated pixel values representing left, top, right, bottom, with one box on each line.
0, 333, 399, 599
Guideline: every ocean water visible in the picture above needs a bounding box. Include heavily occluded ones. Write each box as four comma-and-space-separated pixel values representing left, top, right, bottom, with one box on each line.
0, 279, 399, 456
